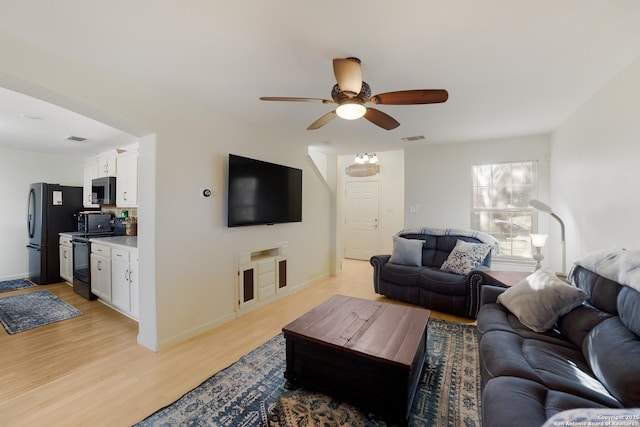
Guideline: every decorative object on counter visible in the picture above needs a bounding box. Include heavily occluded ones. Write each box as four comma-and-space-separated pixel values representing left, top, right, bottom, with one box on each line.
125, 216, 137, 236
529, 199, 566, 274
530, 233, 548, 270
0, 278, 36, 294
0, 290, 82, 334
134, 319, 481, 427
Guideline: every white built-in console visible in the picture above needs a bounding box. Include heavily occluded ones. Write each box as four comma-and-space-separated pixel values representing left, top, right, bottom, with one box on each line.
237, 244, 288, 312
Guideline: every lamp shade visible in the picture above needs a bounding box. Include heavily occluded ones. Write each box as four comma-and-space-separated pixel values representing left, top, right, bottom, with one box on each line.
336, 102, 366, 120
530, 233, 548, 248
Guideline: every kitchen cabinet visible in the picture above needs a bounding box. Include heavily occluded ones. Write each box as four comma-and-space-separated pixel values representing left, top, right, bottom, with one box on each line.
88, 237, 138, 320
116, 150, 138, 207
59, 235, 73, 284
90, 243, 112, 301
111, 247, 138, 317
97, 150, 118, 177
83, 162, 100, 208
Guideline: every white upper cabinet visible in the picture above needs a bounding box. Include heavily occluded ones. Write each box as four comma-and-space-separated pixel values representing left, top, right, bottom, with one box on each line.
97, 150, 118, 177
83, 160, 100, 208
116, 149, 138, 207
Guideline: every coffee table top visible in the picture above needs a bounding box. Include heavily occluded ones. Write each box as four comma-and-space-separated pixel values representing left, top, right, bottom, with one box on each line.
282, 295, 431, 367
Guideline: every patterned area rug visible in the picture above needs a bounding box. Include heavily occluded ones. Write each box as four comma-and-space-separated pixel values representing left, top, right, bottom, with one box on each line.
136, 318, 480, 427
0, 278, 36, 293
0, 290, 83, 334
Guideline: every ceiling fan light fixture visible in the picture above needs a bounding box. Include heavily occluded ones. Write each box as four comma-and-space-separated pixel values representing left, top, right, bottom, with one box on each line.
336, 101, 366, 120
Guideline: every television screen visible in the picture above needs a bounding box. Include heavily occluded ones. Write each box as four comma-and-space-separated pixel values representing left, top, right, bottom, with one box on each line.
227, 154, 302, 227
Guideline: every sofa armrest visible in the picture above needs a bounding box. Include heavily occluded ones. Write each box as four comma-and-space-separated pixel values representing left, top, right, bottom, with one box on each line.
481, 285, 507, 305
370, 255, 391, 294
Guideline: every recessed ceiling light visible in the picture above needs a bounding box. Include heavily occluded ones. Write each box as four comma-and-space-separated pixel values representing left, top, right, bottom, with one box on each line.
20, 113, 43, 120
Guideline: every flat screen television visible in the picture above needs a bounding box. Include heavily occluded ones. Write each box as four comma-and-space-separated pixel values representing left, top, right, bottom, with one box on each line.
227, 154, 302, 227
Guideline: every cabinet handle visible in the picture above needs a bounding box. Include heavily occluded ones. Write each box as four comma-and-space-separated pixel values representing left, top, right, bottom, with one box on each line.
63, 250, 68, 259
97, 260, 102, 271
123, 191, 127, 201
125, 269, 129, 281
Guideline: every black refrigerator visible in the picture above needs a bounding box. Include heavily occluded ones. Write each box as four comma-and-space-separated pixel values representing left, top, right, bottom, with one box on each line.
26, 183, 83, 285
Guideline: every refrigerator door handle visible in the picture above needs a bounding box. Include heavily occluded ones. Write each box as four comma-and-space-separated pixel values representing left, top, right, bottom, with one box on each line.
26, 243, 41, 251
27, 188, 36, 238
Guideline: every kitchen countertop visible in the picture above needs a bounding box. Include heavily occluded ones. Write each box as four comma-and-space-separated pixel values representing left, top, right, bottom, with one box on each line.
90, 235, 138, 249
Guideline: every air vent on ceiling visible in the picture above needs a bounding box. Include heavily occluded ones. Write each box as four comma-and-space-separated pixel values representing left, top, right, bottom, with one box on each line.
65, 136, 88, 142
400, 135, 426, 142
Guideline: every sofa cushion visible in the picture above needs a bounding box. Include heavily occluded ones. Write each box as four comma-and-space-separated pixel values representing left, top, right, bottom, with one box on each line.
570, 265, 622, 314
419, 267, 468, 295
483, 376, 617, 427
557, 304, 614, 348
440, 239, 491, 275
388, 236, 424, 267
379, 263, 422, 287
583, 317, 640, 407
497, 268, 588, 332
618, 286, 640, 336
480, 330, 620, 407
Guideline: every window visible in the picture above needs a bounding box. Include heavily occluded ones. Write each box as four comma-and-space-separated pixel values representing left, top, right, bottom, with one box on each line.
471, 161, 537, 257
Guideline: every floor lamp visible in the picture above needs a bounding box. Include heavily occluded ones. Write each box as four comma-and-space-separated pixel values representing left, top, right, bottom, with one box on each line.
529, 199, 566, 275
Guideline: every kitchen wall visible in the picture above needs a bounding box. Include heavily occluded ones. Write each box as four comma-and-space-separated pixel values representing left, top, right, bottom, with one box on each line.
0, 32, 333, 350
551, 55, 640, 264
0, 147, 84, 280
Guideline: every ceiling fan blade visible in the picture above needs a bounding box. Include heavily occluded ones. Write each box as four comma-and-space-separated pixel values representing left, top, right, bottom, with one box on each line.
260, 97, 334, 103
364, 108, 400, 130
370, 89, 448, 105
333, 58, 362, 95
307, 110, 337, 130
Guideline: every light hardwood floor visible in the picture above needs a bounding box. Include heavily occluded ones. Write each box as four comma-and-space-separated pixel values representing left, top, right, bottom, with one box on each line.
0, 259, 473, 427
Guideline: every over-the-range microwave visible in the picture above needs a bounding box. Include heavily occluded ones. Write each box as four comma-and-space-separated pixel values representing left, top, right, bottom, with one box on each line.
91, 176, 116, 205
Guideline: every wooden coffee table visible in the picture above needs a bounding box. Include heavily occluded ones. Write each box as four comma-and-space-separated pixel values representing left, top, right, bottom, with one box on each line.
282, 295, 431, 425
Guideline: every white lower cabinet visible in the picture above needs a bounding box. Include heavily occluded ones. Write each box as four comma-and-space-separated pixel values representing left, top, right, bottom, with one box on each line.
59, 235, 73, 284
91, 244, 112, 301
111, 247, 138, 317
90, 240, 138, 320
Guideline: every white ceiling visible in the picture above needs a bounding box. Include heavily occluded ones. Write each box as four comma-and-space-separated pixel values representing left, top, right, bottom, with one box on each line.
1, 1, 640, 156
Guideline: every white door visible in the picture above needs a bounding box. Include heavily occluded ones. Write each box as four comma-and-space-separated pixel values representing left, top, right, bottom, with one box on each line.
345, 181, 379, 260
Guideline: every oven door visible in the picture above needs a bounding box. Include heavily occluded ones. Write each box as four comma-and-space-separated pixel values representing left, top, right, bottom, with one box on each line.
72, 239, 90, 285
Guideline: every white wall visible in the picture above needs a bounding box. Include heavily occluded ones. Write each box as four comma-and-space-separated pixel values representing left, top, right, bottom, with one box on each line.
403, 135, 551, 267
0, 147, 84, 280
0, 33, 332, 350
551, 55, 640, 267
339, 150, 405, 256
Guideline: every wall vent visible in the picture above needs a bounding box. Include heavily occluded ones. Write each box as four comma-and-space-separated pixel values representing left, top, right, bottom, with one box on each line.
65, 136, 88, 142
400, 135, 426, 142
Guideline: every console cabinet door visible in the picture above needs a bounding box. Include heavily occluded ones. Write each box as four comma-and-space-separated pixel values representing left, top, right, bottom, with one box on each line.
238, 262, 257, 309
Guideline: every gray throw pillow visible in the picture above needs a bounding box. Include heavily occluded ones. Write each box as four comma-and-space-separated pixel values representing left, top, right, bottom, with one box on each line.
389, 236, 424, 267
498, 268, 588, 332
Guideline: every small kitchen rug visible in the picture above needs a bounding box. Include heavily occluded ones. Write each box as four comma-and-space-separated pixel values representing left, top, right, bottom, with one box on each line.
0, 278, 36, 293
0, 290, 82, 334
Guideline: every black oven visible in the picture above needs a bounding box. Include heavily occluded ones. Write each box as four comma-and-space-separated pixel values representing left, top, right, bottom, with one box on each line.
72, 237, 95, 300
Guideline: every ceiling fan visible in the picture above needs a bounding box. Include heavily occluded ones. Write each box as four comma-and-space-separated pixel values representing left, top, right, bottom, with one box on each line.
260, 57, 448, 130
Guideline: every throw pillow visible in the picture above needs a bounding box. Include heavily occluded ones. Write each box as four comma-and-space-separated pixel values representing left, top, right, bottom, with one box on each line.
388, 236, 424, 267
498, 268, 588, 332
440, 239, 491, 275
